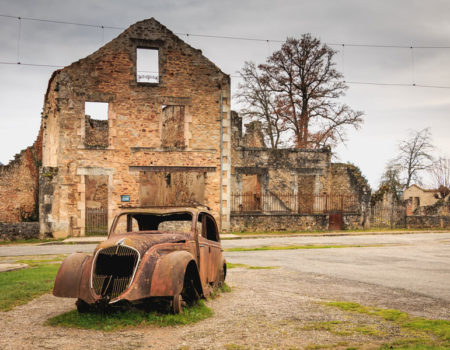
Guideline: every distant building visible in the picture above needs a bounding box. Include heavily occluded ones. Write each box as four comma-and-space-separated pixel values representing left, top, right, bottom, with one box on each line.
404, 184, 439, 215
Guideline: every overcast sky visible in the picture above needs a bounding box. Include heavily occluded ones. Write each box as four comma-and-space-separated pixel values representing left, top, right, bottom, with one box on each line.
0, 0, 449, 188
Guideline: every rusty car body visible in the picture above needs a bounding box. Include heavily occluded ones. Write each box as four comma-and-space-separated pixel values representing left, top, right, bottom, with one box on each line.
53, 206, 226, 313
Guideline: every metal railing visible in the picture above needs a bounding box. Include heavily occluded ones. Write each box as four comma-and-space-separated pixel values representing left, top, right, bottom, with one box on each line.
230, 192, 360, 214
85, 207, 108, 236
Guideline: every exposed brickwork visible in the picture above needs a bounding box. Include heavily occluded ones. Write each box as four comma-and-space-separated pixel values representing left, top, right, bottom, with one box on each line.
0, 130, 42, 223
40, 18, 231, 237
0, 222, 40, 241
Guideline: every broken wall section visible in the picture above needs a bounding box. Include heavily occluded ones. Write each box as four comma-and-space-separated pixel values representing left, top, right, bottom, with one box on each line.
230, 113, 371, 231
0, 130, 42, 223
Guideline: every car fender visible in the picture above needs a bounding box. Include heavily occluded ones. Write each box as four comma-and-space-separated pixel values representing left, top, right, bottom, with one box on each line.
53, 252, 91, 298
149, 250, 197, 297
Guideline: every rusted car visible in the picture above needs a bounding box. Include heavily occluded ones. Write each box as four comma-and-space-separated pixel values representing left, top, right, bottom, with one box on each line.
53, 206, 226, 313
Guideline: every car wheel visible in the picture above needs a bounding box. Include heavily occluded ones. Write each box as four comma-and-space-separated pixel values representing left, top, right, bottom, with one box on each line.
75, 298, 91, 313
172, 294, 183, 314
213, 263, 226, 289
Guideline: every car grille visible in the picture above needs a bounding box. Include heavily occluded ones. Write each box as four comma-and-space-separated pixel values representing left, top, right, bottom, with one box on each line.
92, 245, 139, 300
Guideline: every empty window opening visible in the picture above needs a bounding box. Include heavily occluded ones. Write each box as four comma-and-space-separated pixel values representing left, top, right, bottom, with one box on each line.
85, 101, 108, 120
84, 101, 109, 149
137, 48, 159, 83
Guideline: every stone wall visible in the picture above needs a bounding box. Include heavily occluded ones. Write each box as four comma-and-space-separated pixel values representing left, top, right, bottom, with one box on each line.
230, 214, 329, 232
0, 130, 42, 223
230, 213, 363, 232
406, 215, 450, 229
0, 222, 40, 241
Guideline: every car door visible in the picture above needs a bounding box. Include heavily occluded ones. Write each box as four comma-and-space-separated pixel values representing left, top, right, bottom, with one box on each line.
197, 212, 221, 286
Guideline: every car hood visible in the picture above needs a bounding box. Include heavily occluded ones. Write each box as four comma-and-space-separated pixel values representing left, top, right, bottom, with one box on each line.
95, 232, 188, 254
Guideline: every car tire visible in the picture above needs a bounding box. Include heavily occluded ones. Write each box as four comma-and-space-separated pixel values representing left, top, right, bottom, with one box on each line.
172, 294, 183, 314
75, 298, 91, 313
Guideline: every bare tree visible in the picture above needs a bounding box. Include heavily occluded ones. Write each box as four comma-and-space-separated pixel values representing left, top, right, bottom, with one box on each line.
429, 156, 450, 189
236, 62, 288, 148
247, 34, 364, 148
381, 161, 404, 194
395, 128, 434, 188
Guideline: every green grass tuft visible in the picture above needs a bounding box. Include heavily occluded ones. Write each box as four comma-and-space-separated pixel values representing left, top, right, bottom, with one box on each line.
0, 238, 65, 245
0, 263, 60, 311
225, 244, 375, 252
46, 300, 213, 331
324, 301, 450, 349
227, 262, 279, 269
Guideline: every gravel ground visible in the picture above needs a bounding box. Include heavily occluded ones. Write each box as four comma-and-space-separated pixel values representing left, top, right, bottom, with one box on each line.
1, 266, 449, 350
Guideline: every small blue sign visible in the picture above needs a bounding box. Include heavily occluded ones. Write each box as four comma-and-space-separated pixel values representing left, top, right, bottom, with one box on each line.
121, 195, 130, 202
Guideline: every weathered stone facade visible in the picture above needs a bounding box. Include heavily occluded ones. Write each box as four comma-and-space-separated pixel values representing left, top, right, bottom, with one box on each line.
230, 114, 371, 231
40, 18, 231, 237
0, 131, 42, 223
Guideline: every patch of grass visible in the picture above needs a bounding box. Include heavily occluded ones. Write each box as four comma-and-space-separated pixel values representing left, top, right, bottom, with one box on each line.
46, 300, 213, 331
210, 282, 232, 298
226, 262, 279, 269
225, 244, 380, 252
224, 344, 249, 350
0, 263, 59, 311
303, 320, 352, 336
303, 320, 384, 337
324, 301, 450, 349
378, 339, 448, 349
16, 256, 65, 267
305, 342, 349, 350
0, 238, 65, 245
230, 228, 447, 236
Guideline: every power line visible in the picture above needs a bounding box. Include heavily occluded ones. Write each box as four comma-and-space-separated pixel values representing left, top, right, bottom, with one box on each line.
0, 61, 63, 68
1, 13, 450, 49
0, 61, 449, 89
1, 14, 450, 90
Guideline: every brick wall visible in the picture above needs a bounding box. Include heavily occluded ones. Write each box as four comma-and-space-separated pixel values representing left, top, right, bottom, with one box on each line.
0, 130, 42, 223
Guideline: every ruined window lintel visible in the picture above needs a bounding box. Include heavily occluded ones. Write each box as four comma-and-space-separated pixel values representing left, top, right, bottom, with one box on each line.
129, 166, 216, 173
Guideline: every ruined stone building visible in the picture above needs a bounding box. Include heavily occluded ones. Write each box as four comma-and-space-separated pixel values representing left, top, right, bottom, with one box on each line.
229, 114, 371, 231
38, 18, 231, 237
0, 18, 372, 238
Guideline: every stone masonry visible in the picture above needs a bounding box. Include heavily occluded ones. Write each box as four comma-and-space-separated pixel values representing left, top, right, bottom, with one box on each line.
0, 130, 42, 223
230, 113, 371, 231
39, 18, 231, 237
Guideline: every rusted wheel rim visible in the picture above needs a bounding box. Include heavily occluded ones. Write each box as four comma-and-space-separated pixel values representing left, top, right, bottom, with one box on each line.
172, 294, 183, 314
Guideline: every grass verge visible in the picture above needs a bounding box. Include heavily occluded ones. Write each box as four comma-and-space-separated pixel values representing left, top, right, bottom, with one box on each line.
48, 283, 230, 331
230, 228, 447, 236
47, 299, 213, 331
0, 263, 60, 311
0, 238, 65, 245
227, 262, 279, 269
225, 244, 382, 252
324, 301, 450, 349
